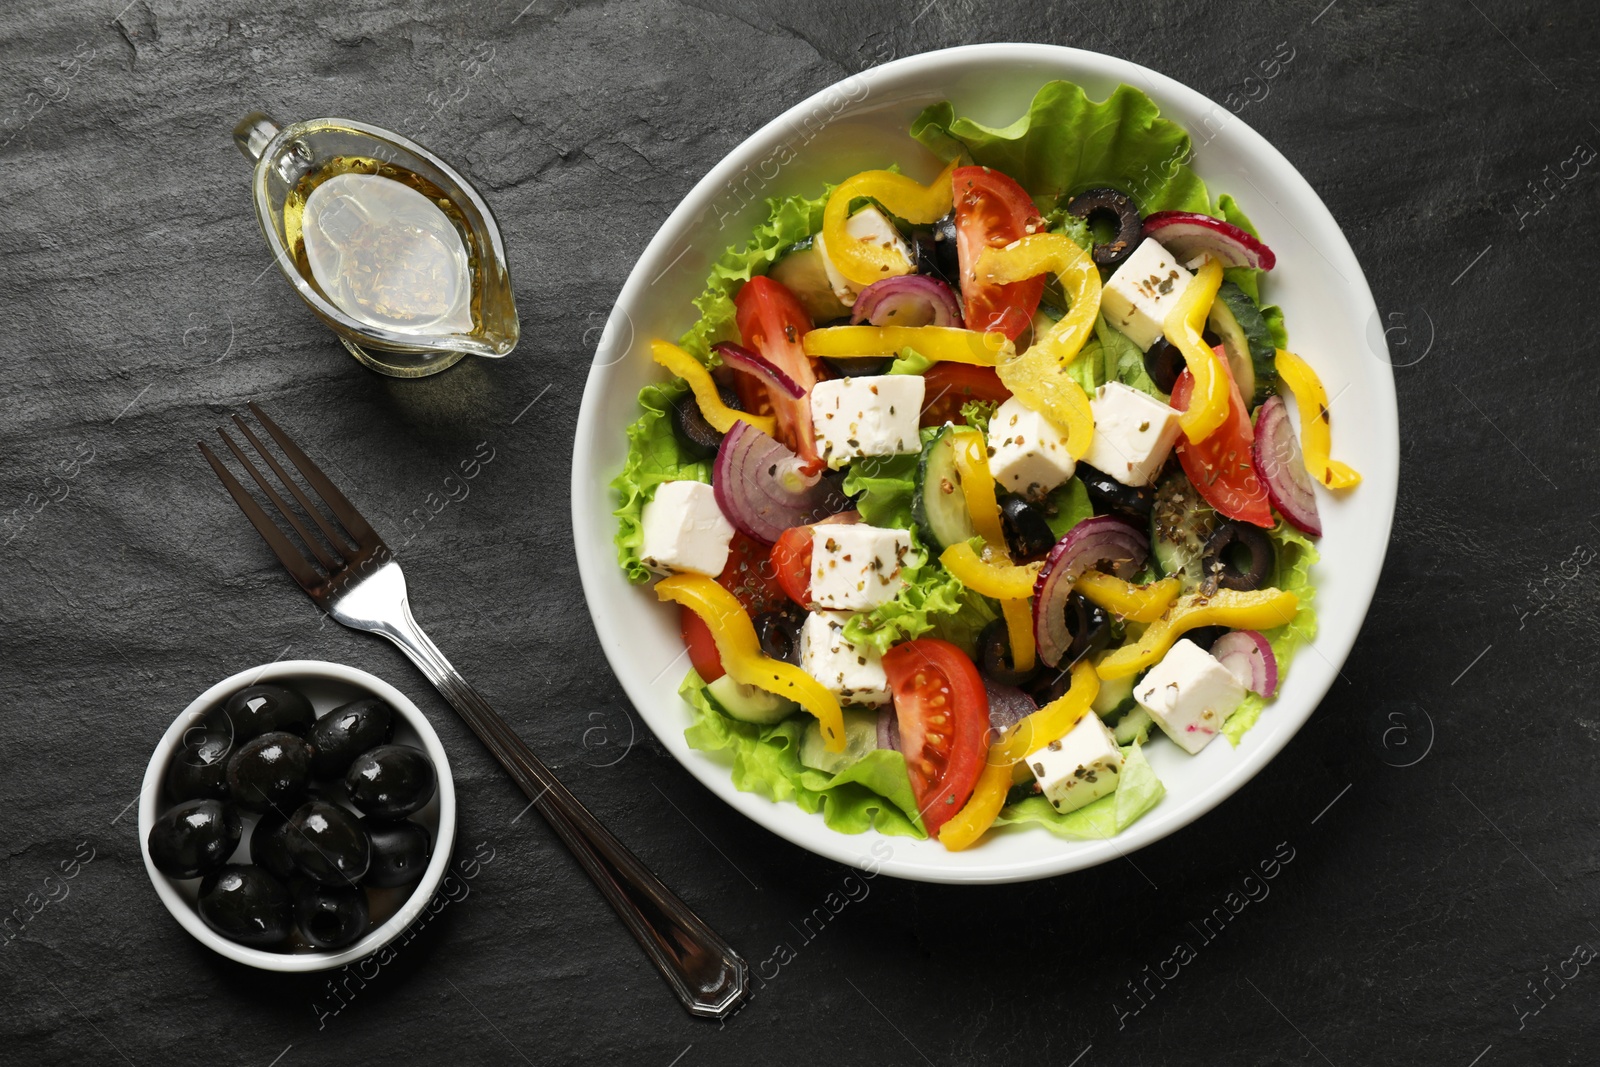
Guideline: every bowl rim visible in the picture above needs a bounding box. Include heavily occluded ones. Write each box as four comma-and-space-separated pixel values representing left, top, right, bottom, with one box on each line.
139, 659, 458, 971
571, 42, 1398, 884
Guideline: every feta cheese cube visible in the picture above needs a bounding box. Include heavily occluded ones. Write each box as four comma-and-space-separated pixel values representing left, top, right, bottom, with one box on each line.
985, 395, 1076, 497
798, 610, 889, 706
1133, 638, 1246, 754
812, 205, 914, 307
810, 523, 912, 611
811, 374, 923, 469
1025, 711, 1125, 814
1102, 238, 1195, 351
1080, 381, 1183, 487
638, 480, 735, 577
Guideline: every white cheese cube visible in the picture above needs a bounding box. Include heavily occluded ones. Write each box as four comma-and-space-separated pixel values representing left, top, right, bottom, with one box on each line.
985, 395, 1076, 497
810, 524, 912, 611
813, 205, 914, 307
811, 374, 923, 470
1080, 381, 1183, 487
1133, 638, 1246, 754
638, 480, 735, 577
1025, 711, 1125, 814
798, 610, 889, 707
1102, 238, 1195, 351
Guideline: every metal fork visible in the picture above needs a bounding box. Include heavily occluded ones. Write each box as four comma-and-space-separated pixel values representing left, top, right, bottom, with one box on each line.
199, 402, 748, 1019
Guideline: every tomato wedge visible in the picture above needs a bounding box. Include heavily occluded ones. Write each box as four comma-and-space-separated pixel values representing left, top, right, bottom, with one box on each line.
770, 526, 813, 606
881, 639, 990, 836
679, 531, 787, 681
952, 166, 1045, 341
734, 276, 822, 470
919, 362, 1012, 427
1170, 346, 1274, 527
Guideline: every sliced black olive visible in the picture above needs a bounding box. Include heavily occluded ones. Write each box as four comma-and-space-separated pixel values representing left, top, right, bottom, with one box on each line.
1202, 326, 1222, 349
250, 809, 298, 881
979, 620, 1040, 687
1202, 521, 1275, 592
364, 818, 433, 889
670, 385, 740, 460
1077, 464, 1156, 525
345, 745, 437, 820
1065, 187, 1142, 269
147, 798, 241, 879
999, 494, 1056, 561
308, 697, 395, 781
912, 213, 961, 286
1143, 337, 1186, 394
166, 727, 234, 802
293, 881, 370, 950
1027, 595, 1113, 703
823, 356, 893, 377
1184, 626, 1230, 653
288, 800, 371, 885
226, 731, 313, 814
197, 865, 292, 947
219, 683, 315, 741
753, 608, 804, 665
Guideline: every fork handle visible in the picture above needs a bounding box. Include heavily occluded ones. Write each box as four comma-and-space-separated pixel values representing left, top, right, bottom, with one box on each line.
373, 601, 749, 1019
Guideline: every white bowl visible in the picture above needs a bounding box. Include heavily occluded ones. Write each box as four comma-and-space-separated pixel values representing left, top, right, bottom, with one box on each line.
572, 44, 1398, 883
140, 660, 457, 970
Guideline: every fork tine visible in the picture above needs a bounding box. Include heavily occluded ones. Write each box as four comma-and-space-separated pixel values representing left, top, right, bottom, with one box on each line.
248, 402, 380, 547
229, 414, 354, 563
216, 423, 342, 573
198, 441, 324, 593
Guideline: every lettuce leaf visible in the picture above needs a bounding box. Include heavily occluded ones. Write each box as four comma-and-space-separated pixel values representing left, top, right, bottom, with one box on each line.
610, 380, 711, 583
841, 450, 920, 530
679, 672, 927, 838
1223, 522, 1319, 744
958, 398, 998, 435
1214, 193, 1288, 349
843, 529, 999, 658
1069, 315, 1165, 399
1043, 477, 1094, 539
993, 742, 1165, 839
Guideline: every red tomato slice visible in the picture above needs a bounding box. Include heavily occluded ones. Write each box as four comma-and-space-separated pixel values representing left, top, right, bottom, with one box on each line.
679, 531, 788, 681
770, 526, 813, 607
679, 609, 724, 683
918, 362, 1012, 427
1169, 347, 1274, 527
734, 276, 822, 470
952, 166, 1045, 341
881, 639, 990, 836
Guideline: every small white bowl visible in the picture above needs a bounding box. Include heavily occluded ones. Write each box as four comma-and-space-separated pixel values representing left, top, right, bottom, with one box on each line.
140, 660, 456, 971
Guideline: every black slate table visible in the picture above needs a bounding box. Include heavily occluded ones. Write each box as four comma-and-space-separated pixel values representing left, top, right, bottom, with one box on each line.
3, 2, 1596, 1064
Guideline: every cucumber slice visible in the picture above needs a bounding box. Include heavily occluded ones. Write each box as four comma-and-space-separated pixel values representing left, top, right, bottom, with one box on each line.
1150, 469, 1216, 593
769, 239, 850, 324
1208, 282, 1276, 406
707, 676, 798, 725
912, 426, 976, 551
798, 708, 882, 775
1093, 673, 1135, 718
1113, 706, 1153, 746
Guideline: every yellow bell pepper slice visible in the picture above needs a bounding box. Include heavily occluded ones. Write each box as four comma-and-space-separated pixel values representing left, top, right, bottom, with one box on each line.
999, 599, 1037, 675
939, 542, 1042, 600
938, 660, 1098, 851
1162, 257, 1228, 444
822, 160, 959, 287
1073, 572, 1182, 624
801, 325, 1007, 366
975, 234, 1098, 459
655, 574, 846, 751
650, 340, 776, 437
951, 430, 1035, 672
1096, 589, 1300, 680
1274, 348, 1362, 490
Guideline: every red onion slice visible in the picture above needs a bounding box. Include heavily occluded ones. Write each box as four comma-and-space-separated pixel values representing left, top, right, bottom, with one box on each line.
1252, 394, 1321, 537
712, 421, 846, 544
876, 706, 899, 753
1209, 629, 1278, 698
1032, 517, 1150, 668
983, 677, 1037, 742
1141, 212, 1277, 271
712, 342, 804, 400
850, 275, 964, 328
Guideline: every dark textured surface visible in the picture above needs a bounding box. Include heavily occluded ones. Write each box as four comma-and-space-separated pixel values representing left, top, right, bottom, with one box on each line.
2, 1, 1597, 1064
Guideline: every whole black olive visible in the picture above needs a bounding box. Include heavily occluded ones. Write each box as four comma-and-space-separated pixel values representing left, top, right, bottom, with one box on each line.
227, 731, 313, 814
250, 809, 298, 881
197, 865, 292, 947
822, 356, 893, 377
219, 683, 314, 741
1065, 187, 1142, 269
307, 698, 395, 781
287, 800, 370, 885
979, 620, 1040, 687
913, 213, 961, 286
165, 727, 234, 802
293, 881, 370, 950
753, 608, 804, 665
999, 494, 1057, 561
147, 798, 241, 879
1143, 338, 1186, 394
1077, 464, 1157, 525
1202, 521, 1275, 592
670, 384, 740, 460
1184, 626, 1230, 653
345, 745, 436, 820
364, 819, 433, 889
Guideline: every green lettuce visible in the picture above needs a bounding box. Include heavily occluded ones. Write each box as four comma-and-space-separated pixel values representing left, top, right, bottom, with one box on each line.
841, 449, 920, 530
1043, 477, 1094, 539
679, 672, 927, 838
1223, 522, 1319, 743
1214, 193, 1288, 349
993, 742, 1166, 839
958, 398, 998, 434
1069, 315, 1165, 399
611, 380, 711, 583
843, 530, 998, 657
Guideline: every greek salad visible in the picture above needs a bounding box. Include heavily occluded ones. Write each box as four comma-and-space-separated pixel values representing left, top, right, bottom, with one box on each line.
612, 82, 1359, 849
